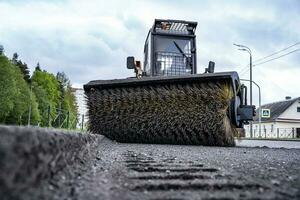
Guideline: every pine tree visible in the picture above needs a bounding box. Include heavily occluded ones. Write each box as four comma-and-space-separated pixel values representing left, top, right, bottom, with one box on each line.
56, 72, 78, 128
17, 61, 31, 83
11, 53, 31, 83
12, 53, 18, 64
0, 45, 4, 55
56, 71, 70, 105
35, 62, 41, 71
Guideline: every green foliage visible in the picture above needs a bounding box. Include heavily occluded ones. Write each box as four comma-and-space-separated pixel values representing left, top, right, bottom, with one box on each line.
56, 72, 78, 129
0, 55, 17, 122
32, 82, 50, 126
0, 53, 78, 129
62, 85, 78, 129
56, 72, 70, 90
31, 68, 61, 126
0, 55, 40, 125
29, 93, 41, 125
12, 53, 31, 83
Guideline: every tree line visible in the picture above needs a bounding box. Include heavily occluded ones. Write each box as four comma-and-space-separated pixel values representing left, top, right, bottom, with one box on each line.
0, 46, 78, 129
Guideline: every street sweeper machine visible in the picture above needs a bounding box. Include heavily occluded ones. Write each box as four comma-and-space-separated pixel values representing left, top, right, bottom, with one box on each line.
84, 19, 255, 146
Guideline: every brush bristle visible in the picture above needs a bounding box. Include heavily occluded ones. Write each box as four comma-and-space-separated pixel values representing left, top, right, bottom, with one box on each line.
86, 79, 236, 146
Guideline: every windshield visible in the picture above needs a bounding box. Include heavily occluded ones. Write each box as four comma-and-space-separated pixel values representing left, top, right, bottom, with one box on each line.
155, 38, 191, 54
154, 37, 193, 76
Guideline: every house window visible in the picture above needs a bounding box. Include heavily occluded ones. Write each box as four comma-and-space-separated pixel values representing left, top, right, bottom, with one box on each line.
297, 107, 300, 112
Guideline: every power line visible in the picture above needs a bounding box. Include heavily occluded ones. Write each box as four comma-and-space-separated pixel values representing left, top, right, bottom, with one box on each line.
238, 41, 300, 74
253, 48, 300, 66
239, 66, 249, 75
240, 68, 250, 76
239, 47, 300, 76
255, 68, 294, 96
253, 41, 300, 63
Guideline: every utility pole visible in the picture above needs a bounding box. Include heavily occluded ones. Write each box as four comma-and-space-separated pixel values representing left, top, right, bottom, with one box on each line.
47, 105, 51, 127
234, 43, 253, 138
58, 103, 61, 127
28, 82, 32, 126
81, 114, 84, 131
241, 79, 261, 137
67, 111, 70, 129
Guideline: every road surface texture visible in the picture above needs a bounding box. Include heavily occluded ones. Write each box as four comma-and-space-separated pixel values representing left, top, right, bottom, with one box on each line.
1, 126, 300, 200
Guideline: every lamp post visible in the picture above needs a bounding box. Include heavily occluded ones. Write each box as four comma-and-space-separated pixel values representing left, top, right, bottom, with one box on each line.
234, 43, 253, 137
240, 79, 261, 138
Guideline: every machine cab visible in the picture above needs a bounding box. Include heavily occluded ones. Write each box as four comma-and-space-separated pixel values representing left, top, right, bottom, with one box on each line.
144, 19, 197, 76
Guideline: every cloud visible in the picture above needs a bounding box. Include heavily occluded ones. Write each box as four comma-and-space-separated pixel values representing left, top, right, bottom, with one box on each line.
0, 0, 299, 105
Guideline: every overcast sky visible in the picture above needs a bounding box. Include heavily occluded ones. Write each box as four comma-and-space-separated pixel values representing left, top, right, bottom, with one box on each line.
0, 0, 299, 105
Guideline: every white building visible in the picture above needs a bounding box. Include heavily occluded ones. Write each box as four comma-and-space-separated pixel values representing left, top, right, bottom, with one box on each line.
245, 97, 300, 139
72, 88, 88, 129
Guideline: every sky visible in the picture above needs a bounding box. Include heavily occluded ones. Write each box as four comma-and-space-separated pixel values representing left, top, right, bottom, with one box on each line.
0, 0, 299, 106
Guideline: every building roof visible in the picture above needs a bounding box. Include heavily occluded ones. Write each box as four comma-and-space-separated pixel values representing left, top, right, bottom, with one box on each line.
254, 97, 300, 122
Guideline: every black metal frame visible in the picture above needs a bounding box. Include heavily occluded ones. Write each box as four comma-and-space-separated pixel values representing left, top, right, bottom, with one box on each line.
143, 19, 198, 76
153, 19, 197, 35
84, 71, 239, 90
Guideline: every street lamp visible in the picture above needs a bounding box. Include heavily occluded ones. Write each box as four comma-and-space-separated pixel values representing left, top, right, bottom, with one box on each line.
240, 79, 261, 138
234, 43, 253, 137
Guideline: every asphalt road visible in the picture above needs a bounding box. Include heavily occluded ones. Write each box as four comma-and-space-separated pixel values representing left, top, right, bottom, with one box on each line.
30, 137, 300, 200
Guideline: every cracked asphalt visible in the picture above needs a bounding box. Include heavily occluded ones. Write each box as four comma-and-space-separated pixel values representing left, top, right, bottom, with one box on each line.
27, 137, 300, 200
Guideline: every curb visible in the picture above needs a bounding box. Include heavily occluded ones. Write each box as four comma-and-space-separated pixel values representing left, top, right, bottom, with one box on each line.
0, 126, 101, 199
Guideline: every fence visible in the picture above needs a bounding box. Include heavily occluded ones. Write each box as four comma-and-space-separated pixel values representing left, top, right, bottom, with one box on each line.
51, 107, 76, 129
246, 127, 300, 139
77, 114, 87, 131
28, 105, 87, 131
51, 107, 87, 131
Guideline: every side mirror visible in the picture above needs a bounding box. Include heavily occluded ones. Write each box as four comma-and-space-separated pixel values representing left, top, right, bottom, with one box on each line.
205, 61, 215, 73
127, 56, 135, 69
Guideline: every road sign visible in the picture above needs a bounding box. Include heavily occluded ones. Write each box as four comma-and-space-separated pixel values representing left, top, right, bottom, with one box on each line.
262, 109, 271, 118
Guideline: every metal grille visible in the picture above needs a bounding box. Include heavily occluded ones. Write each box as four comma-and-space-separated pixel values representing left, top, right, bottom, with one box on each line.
156, 22, 190, 34
154, 20, 197, 35
155, 52, 193, 76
